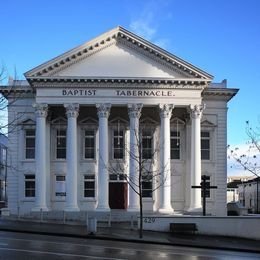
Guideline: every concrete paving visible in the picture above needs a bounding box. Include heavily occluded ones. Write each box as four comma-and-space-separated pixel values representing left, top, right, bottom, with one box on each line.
0, 217, 259, 254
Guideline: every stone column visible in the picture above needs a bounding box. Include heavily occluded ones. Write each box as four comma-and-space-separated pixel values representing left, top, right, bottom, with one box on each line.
96, 103, 111, 211
158, 104, 174, 213
188, 104, 205, 212
32, 103, 48, 212
64, 103, 79, 211
127, 103, 143, 212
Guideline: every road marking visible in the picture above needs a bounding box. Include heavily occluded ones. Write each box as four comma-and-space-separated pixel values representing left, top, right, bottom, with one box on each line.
0, 247, 126, 259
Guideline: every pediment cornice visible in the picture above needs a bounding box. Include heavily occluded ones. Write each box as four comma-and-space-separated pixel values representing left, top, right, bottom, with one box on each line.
25, 26, 213, 81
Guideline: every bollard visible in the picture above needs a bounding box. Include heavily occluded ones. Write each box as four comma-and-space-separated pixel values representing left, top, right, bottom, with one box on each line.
88, 218, 97, 235
86, 211, 88, 227
108, 212, 111, 227
40, 208, 43, 222
63, 210, 66, 224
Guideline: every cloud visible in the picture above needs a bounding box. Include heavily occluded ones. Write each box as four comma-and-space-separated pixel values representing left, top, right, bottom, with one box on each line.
129, 19, 156, 41
129, 2, 172, 50
227, 143, 260, 177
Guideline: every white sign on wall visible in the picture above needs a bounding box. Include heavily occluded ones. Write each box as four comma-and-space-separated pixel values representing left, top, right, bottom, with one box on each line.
55, 176, 66, 197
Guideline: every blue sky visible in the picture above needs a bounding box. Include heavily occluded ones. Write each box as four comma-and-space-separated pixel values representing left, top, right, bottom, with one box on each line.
1, 0, 259, 173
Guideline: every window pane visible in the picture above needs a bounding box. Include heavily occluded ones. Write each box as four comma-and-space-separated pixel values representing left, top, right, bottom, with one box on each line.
57, 149, 66, 159
201, 140, 210, 149
26, 130, 35, 136
201, 150, 210, 160
171, 150, 180, 159
26, 149, 35, 159
201, 131, 210, 137
85, 182, 94, 189
85, 190, 95, 197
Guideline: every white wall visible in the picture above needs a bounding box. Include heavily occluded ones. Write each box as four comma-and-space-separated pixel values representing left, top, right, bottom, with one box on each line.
142, 215, 260, 240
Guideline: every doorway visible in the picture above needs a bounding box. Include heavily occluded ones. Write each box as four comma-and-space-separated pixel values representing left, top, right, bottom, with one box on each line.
109, 182, 128, 209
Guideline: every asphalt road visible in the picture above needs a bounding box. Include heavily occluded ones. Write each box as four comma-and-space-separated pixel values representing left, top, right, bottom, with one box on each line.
0, 231, 259, 259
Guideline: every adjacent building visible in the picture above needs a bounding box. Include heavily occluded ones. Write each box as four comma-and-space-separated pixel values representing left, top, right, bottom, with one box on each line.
0, 134, 7, 207
238, 177, 260, 213
0, 26, 238, 217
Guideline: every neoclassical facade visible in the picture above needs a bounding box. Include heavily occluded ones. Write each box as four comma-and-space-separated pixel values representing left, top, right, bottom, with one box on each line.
2, 27, 238, 217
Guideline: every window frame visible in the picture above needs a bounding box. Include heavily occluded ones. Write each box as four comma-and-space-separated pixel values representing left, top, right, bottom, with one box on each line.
84, 129, 96, 160
24, 128, 36, 160
141, 128, 154, 160
170, 130, 181, 160
56, 129, 67, 160
84, 174, 96, 198
24, 174, 35, 198
112, 129, 125, 160
141, 174, 153, 198
201, 131, 211, 161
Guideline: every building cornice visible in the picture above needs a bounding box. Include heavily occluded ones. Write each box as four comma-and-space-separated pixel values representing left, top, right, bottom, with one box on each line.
203, 88, 239, 101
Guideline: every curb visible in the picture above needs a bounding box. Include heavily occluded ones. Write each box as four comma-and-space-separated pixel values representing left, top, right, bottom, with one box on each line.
0, 227, 260, 254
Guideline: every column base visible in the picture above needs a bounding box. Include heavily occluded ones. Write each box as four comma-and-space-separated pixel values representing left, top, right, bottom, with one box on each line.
31, 206, 49, 212
96, 206, 110, 212
64, 206, 80, 212
127, 207, 139, 213
158, 207, 174, 214
185, 206, 202, 215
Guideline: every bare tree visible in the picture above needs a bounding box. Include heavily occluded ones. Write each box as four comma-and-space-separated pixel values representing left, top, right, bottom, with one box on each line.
108, 126, 168, 238
228, 120, 260, 212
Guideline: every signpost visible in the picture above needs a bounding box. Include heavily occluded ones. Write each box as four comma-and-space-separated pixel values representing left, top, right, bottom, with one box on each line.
192, 175, 217, 216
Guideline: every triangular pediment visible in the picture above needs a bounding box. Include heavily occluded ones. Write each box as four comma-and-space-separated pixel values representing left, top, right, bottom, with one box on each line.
170, 117, 186, 125
25, 26, 213, 81
79, 117, 98, 125
201, 119, 216, 127
19, 118, 35, 125
51, 117, 67, 125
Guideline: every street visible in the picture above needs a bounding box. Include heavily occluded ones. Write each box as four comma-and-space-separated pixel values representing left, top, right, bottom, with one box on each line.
0, 231, 259, 259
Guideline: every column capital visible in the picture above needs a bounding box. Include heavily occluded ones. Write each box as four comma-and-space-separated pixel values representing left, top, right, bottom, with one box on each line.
128, 103, 143, 119
158, 104, 174, 118
64, 103, 79, 118
96, 103, 111, 118
189, 104, 206, 119
33, 103, 48, 118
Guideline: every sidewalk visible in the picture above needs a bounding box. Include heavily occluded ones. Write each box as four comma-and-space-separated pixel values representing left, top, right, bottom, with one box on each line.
0, 217, 259, 254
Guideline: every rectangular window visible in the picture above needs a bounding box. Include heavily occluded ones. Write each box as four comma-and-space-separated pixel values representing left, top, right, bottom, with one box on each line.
142, 175, 152, 198
25, 129, 35, 159
55, 176, 66, 197
84, 175, 95, 197
25, 175, 35, 197
170, 131, 180, 159
113, 130, 124, 159
201, 131, 210, 160
142, 130, 153, 159
56, 130, 66, 159
85, 130, 95, 159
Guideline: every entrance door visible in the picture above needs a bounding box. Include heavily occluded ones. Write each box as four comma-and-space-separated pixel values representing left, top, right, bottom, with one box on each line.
109, 182, 128, 209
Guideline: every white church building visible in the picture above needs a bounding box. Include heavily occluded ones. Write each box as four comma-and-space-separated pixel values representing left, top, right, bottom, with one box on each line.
1, 26, 238, 218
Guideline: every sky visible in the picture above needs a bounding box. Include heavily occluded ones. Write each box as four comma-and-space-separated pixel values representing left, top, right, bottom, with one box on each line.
0, 0, 259, 176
